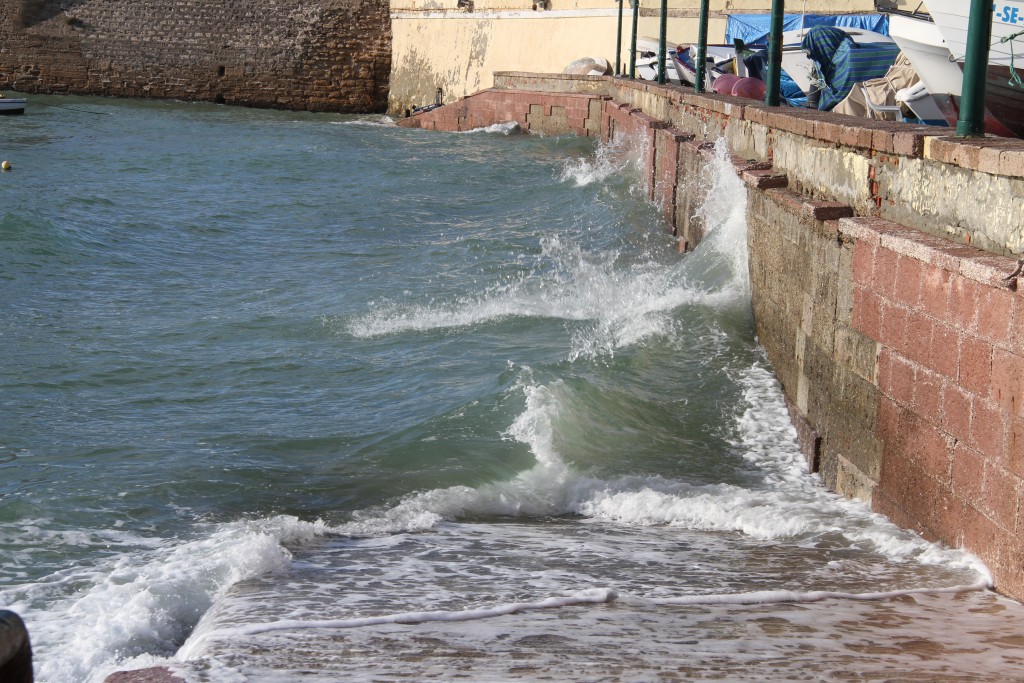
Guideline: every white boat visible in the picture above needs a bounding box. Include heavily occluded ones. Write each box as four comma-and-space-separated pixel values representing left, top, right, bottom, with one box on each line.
886, 11, 960, 125
906, 1, 1024, 137
671, 44, 738, 88
925, 0, 1024, 65
888, 12, 962, 96
634, 36, 683, 85
0, 97, 26, 115
780, 27, 895, 94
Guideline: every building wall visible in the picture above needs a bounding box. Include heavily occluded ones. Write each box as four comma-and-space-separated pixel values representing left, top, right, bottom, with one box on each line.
398, 75, 1024, 599
388, 0, 876, 114
0, 0, 391, 112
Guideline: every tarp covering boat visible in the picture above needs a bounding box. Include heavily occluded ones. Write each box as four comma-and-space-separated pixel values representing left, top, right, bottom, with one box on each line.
725, 13, 890, 47
801, 26, 902, 110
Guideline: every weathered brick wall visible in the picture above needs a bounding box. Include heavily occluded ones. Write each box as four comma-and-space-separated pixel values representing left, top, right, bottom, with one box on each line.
0, 0, 391, 112
844, 216, 1024, 596
398, 87, 603, 137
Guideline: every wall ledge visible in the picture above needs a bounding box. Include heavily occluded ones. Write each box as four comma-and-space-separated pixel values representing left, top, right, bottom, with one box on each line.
839, 217, 1023, 290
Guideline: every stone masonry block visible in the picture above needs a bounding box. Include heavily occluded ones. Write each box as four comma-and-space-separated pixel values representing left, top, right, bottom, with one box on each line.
742, 169, 788, 189
904, 308, 934, 367
892, 255, 923, 309
914, 365, 944, 428
959, 333, 994, 397
892, 130, 926, 158
950, 276, 981, 333
952, 442, 986, 503
971, 394, 1007, 461
852, 286, 883, 342
979, 287, 1016, 349
921, 264, 953, 320
943, 385, 972, 453
879, 299, 909, 354
874, 246, 899, 299
1011, 416, 1024, 478
992, 347, 1024, 418
907, 412, 954, 484
852, 240, 875, 287
982, 461, 1020, 531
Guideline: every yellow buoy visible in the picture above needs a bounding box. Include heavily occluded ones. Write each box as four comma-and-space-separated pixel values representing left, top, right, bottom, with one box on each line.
1, 160, 10, 171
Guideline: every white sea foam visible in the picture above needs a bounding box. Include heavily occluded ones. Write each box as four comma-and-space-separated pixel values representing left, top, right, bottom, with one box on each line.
339, 126, 987, 575
559, 130, 645, 187
1, 516, 329, 683
179, 587, 616, 656
630, 580, 992, 607
331, 115, 395, 127
346, 137, 751, 365
458, 121, 522, 135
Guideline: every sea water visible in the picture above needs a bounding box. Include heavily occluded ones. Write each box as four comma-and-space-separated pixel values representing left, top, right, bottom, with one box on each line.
2, 95, 1024, 683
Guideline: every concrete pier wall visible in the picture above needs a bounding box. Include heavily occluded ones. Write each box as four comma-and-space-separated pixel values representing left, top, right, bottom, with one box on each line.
400, 75, 1024, 598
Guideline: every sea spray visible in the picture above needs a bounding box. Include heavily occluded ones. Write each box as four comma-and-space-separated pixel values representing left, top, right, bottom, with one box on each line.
3, 517, 329, 683
3, 97, 1010, 683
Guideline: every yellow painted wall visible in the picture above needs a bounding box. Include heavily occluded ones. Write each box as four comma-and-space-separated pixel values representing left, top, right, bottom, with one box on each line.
389, 0, 878, 115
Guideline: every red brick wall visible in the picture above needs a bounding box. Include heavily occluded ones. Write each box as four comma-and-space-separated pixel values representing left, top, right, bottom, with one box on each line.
845, 217, 1024, 595
398, 88, 602, 137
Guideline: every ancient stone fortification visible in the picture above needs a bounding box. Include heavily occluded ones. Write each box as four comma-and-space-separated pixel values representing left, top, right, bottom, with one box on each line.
0, 0, 391, 112
402, 75, 1024, 598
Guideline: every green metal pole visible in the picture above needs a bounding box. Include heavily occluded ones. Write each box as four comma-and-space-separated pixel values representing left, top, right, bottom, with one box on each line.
629, 0, 639, 78
765, 0, 784, 106
957, 0, 992, 136
694, 0, 710, 92
616, 0, 624, 75
657, 0, 668, 84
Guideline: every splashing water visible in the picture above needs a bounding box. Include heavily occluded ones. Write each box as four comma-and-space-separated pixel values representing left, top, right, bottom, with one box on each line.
2, 97, 1015, 683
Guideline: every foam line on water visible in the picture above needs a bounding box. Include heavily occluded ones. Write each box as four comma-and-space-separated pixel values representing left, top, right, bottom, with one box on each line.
632, 578, 992, 607
178, 588, 618, 654
331, 115, 395, 127
457, 121, 522, 135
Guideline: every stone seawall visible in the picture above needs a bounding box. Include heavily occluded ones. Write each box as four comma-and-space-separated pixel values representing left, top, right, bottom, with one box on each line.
0, 0, 391, 112
400, 75, 1024, 599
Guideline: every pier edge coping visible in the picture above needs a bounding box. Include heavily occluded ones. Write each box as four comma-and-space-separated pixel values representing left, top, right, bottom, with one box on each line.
839, 216, 1022, 291
492, 72, 1024, 179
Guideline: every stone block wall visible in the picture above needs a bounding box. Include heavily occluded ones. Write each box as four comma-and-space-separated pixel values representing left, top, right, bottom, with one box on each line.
398, 87, 603, 136
843, 216, 1024, 596
0, 0, 391, 112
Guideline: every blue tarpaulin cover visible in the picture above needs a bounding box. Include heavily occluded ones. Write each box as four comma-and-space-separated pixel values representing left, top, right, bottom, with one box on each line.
725, 13, 889, 47
801, 26, 902, 111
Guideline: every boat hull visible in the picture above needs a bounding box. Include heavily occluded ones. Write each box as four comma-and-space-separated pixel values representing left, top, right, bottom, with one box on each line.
900, 4, 1024, 137
889, 13, 963, 96
926, 0, 1024, 66
0, 99, 26, 115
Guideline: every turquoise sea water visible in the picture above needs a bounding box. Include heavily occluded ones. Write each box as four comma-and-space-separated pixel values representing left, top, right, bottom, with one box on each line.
3, 95, 1024, 682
